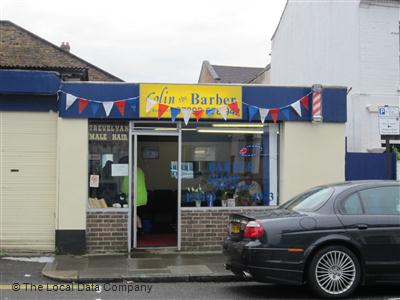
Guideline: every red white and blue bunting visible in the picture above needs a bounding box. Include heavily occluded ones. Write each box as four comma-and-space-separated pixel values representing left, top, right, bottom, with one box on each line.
245, 92, 311, 124
62, 91, 312, 125
142, 92, 311, 125
62, 92, 138, 117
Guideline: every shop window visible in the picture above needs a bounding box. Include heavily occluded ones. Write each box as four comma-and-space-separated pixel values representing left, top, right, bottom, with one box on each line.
88, 120, 129, 209
180, 124, 279, 207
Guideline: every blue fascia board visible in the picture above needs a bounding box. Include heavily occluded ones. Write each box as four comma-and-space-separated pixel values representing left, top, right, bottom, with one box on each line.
242, 85, 347, 123
0, 70, 60, 94
0, 70, 347, 123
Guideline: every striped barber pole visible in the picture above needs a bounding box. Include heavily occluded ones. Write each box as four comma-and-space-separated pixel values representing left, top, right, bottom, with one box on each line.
312, 84, 323, 123
312, 92, 322, 114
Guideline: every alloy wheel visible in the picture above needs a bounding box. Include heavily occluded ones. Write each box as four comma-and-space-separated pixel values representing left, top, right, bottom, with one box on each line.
315, 250, 356, 295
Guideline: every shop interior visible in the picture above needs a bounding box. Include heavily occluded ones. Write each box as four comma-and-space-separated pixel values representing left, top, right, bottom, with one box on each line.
88, 121, 179, 248
180, 125, 269, 207
136, 135, 178, 247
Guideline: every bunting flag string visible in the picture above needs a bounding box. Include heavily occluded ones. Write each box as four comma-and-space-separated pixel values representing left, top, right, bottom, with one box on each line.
206, 108, 216, 117
241, 91, 311, 124
227, 102, 240, 116
248, 105, 259, 122
291, 100, 302, 117
300, 95, 310, 110
78, 98, 89, 113
115, 100, 126, 116
102, 101, 114, 117
90, 101, 101, 116
217, 106, 228, 121
158, 104, 169, 119
259, 108, 269, 123
193, 109, 204, 122
60, 89, 311, 125
62, 91, 139, 117
170, 107, 181, 122
126, 99, 138, 113
66, 93, 77, 110
146, 97, 157, 113
280, 106, 290, 120
182, 108, 192, 125
269, 108, 280, 124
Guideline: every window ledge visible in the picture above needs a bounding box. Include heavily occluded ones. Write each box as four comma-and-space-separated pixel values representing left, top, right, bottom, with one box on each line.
181, 206, 278, 212
87, 208, 129, 213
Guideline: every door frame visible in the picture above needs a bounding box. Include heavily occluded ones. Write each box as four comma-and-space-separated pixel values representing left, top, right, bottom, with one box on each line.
128, 121, 182, 251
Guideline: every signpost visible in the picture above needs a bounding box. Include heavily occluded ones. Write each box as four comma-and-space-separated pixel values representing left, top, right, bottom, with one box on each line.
378, 106, 400, 179
378, 106, 400, 135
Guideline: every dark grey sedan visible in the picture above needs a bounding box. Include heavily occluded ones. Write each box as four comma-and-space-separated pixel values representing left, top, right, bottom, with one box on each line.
223, 181, 400, 298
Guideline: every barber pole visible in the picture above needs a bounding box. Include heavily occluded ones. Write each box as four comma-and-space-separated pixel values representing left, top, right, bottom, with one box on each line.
312, 84, 323, 123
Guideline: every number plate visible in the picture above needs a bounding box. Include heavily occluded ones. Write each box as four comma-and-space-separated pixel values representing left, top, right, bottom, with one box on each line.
230, 223, 241, 234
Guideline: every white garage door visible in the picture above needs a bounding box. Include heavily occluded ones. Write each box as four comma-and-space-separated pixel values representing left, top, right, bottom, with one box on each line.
0, 111, 57, 251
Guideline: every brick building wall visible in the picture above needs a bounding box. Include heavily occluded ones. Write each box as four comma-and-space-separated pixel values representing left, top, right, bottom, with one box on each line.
86, 208, 275, 253
0, 21, 121, 82
198, 61, 216, 83
86, 211, 128, 253
181, 207, 274, 251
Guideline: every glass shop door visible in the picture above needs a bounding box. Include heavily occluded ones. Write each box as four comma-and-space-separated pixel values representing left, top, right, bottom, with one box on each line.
128, 122, 181, 251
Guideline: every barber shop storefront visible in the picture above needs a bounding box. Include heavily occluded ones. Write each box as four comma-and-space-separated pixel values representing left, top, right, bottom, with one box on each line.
0, 71, 347, 254
85, 119, 278, 252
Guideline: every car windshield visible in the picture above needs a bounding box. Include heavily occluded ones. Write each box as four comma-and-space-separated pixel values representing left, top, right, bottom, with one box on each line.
279, 187, 334, 211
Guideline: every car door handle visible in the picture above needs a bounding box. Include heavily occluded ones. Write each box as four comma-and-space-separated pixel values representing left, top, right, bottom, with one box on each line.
357, 224, 368, 230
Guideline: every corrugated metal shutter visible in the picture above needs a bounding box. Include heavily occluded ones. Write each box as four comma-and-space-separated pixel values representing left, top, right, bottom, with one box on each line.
0, 112, 56, 251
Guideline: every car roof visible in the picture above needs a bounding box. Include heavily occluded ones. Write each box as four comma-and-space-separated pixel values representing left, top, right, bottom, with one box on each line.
316, 180, 399, 191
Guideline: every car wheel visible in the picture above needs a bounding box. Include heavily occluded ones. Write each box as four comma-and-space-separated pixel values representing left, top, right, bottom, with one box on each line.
307, 245, 361, 298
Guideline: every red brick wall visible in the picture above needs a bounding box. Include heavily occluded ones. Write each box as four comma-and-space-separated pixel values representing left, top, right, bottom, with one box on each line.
86, 209, 274, 253
181, 208, 273, 251
86, 211, 128, 253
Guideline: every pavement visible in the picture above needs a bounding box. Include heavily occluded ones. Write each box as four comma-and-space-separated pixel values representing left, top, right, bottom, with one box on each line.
2, 258, 399, 299
42, 251, 241, 283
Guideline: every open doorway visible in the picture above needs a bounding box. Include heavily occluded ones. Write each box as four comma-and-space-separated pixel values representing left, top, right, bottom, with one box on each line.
133, 134, 178, 248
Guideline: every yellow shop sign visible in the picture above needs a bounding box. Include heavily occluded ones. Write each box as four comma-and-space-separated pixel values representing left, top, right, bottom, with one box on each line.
139, 83, 242, 119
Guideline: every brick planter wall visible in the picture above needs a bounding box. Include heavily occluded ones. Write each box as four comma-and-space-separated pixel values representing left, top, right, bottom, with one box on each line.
86, 211, 128, 253
181, 207, 274, 251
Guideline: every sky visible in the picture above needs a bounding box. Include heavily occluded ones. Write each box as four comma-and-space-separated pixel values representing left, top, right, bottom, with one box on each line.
0, 0, 286, 83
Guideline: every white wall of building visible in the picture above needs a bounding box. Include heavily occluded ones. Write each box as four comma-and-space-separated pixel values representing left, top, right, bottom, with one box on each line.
279, 122, 346, 202
271, 0, 400, 152
56, 118, 88, 230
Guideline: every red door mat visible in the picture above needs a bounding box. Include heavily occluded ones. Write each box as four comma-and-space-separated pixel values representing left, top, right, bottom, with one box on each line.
137, 233, 177, 247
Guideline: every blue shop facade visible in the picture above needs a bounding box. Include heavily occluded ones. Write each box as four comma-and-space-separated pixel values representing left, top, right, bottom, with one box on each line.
0, 70, 347, 253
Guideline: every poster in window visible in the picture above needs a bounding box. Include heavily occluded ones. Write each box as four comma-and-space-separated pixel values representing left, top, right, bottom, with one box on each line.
89, 175, 100, 188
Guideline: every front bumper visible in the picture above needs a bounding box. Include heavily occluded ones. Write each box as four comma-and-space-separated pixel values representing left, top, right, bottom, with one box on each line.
223, 238, 305, 285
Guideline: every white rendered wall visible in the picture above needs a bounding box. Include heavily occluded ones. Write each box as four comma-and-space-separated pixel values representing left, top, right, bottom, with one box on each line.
279, 122, 346, 203
56, 118, 88, 230
353, 2, 399, 151
271, 0, 400, 152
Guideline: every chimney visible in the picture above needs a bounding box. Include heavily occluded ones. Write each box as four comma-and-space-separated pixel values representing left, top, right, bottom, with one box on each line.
60, 42, 71, 52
